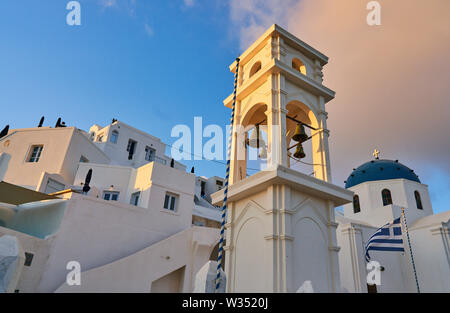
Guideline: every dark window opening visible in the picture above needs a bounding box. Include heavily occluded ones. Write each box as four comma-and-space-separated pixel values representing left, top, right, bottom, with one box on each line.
353, 195, 361, 213
127, 139, 137, 160
249, 61, 262, 78
200, 181, 206, 197
367, 284, 377, 293
145, 146, 156, 162
414, 191, 423, 210
382, 189, 392, 206
24, 252, 34, 266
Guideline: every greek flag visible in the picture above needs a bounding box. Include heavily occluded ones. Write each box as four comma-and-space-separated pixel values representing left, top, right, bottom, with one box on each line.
365, 217, 404, 262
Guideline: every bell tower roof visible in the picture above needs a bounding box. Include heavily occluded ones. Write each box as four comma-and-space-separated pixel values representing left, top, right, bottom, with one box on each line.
229, 24, 329, 72
223, 24, 335, 109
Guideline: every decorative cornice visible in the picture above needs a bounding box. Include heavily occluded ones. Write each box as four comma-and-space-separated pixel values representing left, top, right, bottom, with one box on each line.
327, 221, 339, 228
280, 209, 295, 215
340, 225, 362, 235
430, 226, 449, 236
280, 234, 294, 241
329, 246, 341, 252
264, 88, 288, 97
264, 234, 279, 240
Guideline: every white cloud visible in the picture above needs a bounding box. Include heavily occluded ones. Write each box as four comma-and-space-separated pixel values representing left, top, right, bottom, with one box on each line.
229, 0, 298, 50
144, 23, 154, 37
99, 0, 117, 9
98, 0, 136, 15
184, 0, 195, 7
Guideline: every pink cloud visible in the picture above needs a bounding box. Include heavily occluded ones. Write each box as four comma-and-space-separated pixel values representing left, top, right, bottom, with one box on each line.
230, 0, 450, 185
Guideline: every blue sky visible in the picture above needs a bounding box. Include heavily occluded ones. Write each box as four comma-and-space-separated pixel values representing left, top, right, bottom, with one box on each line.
0, 0, 239, 171
0, 0, 448, 214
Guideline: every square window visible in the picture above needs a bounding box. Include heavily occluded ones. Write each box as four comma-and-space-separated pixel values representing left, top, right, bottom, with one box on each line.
127, 139, 137, 152
145, 146, 156, 162
163, 193, 178, 212
103, 191, 119, 201
27, 145, 43, 162
130, 192, 140, 206
110, 130, 119, 144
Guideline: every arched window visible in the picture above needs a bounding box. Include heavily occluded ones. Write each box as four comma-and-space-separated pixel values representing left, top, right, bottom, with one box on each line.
381, 189, 392, 206
249, 61, 262, 78
353, 195, 361, 213
414, 191, 423, 210
292, 58, 307, 75
110, 130, 119, 144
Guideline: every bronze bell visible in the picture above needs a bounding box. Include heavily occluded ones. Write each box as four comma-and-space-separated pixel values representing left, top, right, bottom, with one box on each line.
292, 124, 308, 143
293, 143, 306, 159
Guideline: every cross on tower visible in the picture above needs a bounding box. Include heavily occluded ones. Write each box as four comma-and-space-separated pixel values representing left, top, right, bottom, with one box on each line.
373, 149, 380, 159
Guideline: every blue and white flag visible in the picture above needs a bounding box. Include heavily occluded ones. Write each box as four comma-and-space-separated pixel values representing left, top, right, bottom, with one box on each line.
365, 217, 405, 262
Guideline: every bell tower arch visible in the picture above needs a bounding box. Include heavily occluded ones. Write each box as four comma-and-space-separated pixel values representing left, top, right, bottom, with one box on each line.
225, 26, 334, 185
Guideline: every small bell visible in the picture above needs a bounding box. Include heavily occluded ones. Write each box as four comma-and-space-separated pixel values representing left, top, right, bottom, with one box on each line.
248, 126, 265, 148
293, 143, 306, 159
259, 146, 267, 159
292, 124, 308, 143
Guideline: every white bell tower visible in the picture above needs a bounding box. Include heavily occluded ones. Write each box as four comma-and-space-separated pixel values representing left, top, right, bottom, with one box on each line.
212, 25, 353, 292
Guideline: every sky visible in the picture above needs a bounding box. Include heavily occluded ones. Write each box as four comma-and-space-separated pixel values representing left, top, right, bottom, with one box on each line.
0, 0, 448, 213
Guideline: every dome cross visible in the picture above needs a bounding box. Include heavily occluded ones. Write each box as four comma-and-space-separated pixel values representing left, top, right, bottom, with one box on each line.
373, 149, 380, 159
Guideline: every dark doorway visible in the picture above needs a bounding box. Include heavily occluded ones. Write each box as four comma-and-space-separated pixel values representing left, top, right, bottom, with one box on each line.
367, 283, 377, 293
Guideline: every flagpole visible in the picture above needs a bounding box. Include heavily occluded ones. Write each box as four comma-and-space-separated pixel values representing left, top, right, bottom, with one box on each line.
401, 207, 420, 293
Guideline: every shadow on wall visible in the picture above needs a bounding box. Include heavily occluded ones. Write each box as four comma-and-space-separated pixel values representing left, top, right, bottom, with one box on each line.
0, 199, 67, 239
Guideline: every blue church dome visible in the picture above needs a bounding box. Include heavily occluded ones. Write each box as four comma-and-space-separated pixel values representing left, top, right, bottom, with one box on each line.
345, 159, 420, 188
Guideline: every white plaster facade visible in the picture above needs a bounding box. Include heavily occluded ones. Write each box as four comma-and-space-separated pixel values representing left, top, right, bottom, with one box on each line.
0, 120, 221, 293
0, 192, 219, 292
0, 127, 110, 191
212, 166, 352, 292
88, 120, 185, 171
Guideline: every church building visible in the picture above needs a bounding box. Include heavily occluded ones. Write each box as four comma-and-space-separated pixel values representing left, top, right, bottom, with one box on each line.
337, 152, 449, 292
